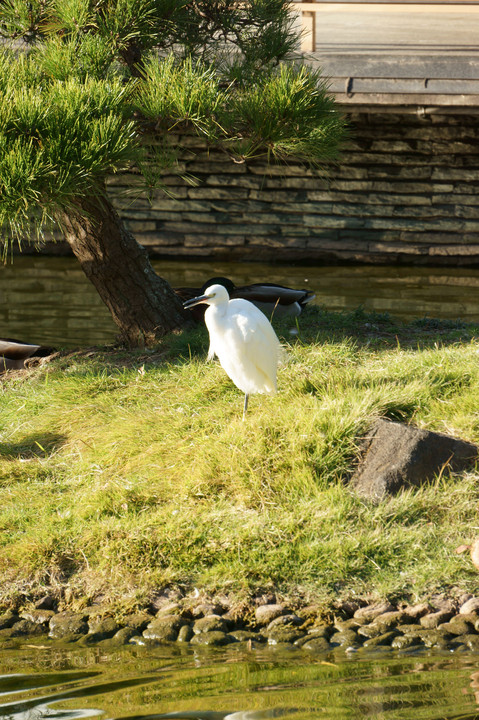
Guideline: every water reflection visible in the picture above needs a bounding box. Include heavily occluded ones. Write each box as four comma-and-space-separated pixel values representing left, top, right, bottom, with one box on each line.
1, 256, 479, 347
0, 645, 478, 720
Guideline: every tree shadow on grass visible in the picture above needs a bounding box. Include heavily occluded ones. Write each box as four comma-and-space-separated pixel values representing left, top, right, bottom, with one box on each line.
30, 307, 479, 377
171, 306, 479, 364
0, 432, 67, 460
297, 306, 479, 351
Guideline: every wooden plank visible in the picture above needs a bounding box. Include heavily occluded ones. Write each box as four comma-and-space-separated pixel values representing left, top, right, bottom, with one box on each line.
333, 91, 479, 104
305, 55, 479, 79
337, 103, 479, 112
300, 10, 317, 51
328, 77, 479, 93
295, 1, 317, 51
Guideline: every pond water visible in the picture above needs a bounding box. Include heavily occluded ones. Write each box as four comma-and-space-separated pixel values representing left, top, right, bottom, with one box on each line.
0, 641, 479, 720
1, 256, 479, 347
1, 643, 479, 720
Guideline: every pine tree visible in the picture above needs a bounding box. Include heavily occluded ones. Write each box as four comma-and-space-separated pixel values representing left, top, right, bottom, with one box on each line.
0, 0, 345, 346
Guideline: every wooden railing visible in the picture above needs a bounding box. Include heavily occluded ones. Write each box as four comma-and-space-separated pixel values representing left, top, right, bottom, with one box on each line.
291, 0, 479, 51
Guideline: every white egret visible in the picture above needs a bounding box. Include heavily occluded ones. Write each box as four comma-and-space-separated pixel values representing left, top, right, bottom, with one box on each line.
183, 283, 280, 419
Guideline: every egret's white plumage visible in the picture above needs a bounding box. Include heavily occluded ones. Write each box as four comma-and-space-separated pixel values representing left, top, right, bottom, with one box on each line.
183, 283, 280, 418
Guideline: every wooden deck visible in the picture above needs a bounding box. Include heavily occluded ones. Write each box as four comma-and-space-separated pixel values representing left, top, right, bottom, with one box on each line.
292, 1, 479, 110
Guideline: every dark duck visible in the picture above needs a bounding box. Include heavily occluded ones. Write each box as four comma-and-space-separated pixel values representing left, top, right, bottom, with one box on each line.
177, 277, 315, 323
0, 339, 55, 373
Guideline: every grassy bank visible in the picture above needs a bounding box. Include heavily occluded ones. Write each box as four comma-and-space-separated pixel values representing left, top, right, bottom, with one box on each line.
1, 307, 479, 614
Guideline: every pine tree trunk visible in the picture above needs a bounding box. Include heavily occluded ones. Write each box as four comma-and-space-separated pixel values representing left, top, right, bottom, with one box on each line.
60, 191, 190, 347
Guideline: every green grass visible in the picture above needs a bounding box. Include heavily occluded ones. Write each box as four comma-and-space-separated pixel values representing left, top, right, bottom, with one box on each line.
1, 306, 479, 613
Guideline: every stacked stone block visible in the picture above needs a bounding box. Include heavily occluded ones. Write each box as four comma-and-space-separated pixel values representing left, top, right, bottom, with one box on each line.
106, 112, 479, 265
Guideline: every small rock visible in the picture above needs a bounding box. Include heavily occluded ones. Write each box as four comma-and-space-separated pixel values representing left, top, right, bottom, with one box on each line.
463, 634, 479, 651
459, 597, 479, 615
363, 631, 397, 648
88, 617, 120, 640
391, 634, 423, 650
308, 624, 334, 639
420, 610, 454, 629
190, 631, 234, 646
376, 611, 406, 625
334, 618, 363, 632
267, 627, 306, 645
458, 593, 474, 607
150, 588, 183, 612
49, 613, 88, 639
419, 629, 453, 648
255, 604, 287, 626
193, 615, 229, 634
214, 595, 231, 610
229, 630, 260, 642
110, 627, 139, 645
438, 617, 474, 636
401, 603, 430, 621
80, 605, 105, 617
123, 613, 153, 631
294, 634, 315, 647
429, 596, 456, 613
143, 615, 185, 641
192, 603, 225, 618
177, 625, 194, 643
329, 629, 359, 647
357, 624, 384, 639
266, 615, 304, 631
433, 637, 455, 651
400, 623, 426, 635
300, 637, 331, 653
354, 602, 395, 623
458, 612, 479, 625
0, 611, 19, 630
10, 620, 45, 637
253, 593, 276, 606
334, 600, 363, 618
34, 596, 56, 611
21, 610, 55, 625
222, 608, 246, 625
369, 612, 407, 635
129, 635, 159, 647
156, 603, 181, 616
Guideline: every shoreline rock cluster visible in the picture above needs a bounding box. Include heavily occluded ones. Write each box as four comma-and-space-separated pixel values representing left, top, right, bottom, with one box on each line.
3, 595, 479, 654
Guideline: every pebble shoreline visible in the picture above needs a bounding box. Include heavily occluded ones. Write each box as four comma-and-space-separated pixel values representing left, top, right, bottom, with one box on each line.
3, 595, 479, 653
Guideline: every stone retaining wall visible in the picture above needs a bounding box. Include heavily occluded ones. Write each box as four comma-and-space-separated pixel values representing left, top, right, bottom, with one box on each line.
106, 112, 479, 266
4, 596, 479, 653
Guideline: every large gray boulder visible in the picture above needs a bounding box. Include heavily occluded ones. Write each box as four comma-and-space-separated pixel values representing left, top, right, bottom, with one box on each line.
350, 419, 478, 502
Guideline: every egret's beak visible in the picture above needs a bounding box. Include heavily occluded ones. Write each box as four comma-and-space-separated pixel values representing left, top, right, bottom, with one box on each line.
183, 293, 212, 309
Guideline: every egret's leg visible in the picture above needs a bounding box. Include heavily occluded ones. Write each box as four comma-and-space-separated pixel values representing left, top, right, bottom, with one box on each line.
243, 393, 249, 420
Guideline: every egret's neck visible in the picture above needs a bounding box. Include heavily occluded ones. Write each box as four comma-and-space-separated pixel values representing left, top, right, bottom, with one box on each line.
206, 302, 227, 319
